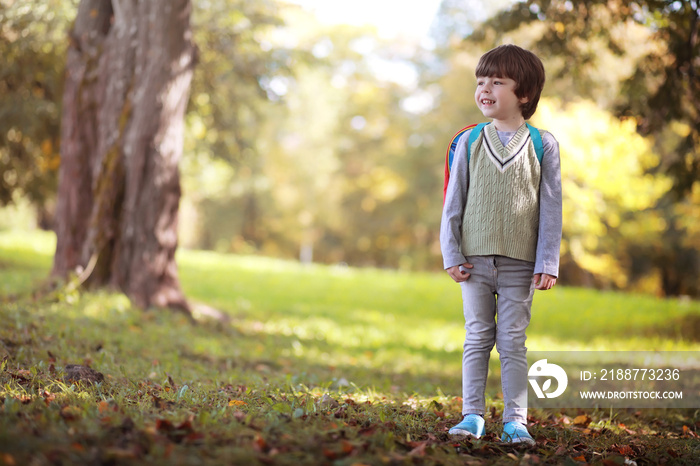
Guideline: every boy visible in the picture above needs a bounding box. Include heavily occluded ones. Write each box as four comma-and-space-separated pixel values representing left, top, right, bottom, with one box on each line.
440, 44, 562, 444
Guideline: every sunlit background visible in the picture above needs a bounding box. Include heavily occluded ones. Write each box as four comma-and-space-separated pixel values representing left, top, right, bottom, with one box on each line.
1, 0, 698, 298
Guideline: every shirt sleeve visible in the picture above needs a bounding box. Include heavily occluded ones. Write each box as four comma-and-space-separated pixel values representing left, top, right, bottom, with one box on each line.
534, 131, 563, 277
440, 130, 471, 269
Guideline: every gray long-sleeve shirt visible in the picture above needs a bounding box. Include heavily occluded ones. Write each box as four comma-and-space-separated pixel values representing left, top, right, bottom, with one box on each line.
440, 126, 562, 276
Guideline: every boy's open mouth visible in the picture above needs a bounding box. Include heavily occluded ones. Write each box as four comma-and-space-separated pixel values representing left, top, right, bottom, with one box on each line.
481, 99, 495, 105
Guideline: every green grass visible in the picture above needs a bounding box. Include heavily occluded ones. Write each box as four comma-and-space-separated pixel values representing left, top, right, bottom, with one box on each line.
0, 230, 698, 465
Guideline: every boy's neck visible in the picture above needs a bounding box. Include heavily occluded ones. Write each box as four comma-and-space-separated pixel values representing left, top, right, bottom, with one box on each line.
491, 116, 526, 132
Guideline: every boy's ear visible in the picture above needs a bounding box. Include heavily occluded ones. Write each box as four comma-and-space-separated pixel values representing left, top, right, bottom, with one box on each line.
519, 95, 530, 103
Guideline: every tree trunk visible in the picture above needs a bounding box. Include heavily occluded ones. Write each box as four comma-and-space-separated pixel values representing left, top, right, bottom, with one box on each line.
52, 0, 196, 312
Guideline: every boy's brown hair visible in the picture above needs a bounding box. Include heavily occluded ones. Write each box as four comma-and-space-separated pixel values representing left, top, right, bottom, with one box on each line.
475, 44, 545, 120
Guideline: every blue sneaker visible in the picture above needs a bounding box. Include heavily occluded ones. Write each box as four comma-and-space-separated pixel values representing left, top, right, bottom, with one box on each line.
448, 414, 485, 438
501, 421, 535, 445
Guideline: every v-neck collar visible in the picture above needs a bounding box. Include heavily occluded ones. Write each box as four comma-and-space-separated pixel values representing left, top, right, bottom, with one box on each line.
481, 123, 531, 172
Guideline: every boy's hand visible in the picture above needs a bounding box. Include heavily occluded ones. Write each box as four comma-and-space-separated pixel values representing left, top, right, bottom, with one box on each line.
447, 263, 473, 283
534, 273, 556, 290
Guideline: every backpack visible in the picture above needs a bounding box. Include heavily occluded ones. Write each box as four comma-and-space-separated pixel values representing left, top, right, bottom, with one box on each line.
443, 122, 545, 203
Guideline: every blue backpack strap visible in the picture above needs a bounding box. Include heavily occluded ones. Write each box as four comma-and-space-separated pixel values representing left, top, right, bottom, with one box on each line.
447, 125, 477, 175
466, 122, 489, 164
526, 123, 544, 164
445, 123, 479, 203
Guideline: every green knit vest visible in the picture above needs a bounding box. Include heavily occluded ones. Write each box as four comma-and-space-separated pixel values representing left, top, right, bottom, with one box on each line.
461, 124, 541, 262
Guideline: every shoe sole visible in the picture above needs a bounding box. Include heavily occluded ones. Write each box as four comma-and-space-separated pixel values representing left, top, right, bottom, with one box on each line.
502, 436, 536, 445
448, 428, 483, 438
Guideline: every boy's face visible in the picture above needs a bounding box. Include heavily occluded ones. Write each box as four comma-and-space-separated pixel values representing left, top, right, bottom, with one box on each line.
474, 76, 529, 124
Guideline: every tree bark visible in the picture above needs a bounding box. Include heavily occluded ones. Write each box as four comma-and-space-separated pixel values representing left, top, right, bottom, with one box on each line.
52, 0, 196, 313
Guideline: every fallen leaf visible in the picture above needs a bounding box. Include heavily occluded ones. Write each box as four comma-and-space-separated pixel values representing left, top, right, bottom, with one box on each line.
253, 434, 267, 452
166, 373, 177, 391
63, 364, 104, 384
408, 441, 427, 457
615, 445, 635, 456
152, 394, 175, 410
572, 454, 586, 462
154, 418, 198, 444
177, 419, 193, 432
60, 406, 81, 421
1, 453, 16, 466
42, 390, 56, 405
156, 418, 175, 434
320, 394, 340, 409
10, 370, 31, 384
229, 399, 247, 406
359, 425, 377, 436
573, 415, 592, 427
341, 440, 354, 455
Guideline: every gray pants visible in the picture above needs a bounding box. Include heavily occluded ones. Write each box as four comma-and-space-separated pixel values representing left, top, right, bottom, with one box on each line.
459, 255, 535, 424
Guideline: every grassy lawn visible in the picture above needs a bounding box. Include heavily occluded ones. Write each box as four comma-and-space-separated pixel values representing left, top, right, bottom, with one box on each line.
0, 230, 698, 465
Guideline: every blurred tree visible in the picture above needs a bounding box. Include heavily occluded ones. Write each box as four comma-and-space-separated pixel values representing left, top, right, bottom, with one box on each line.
0, 0, 75, 224
52, 0, 196, 312
179, 11, 433, 269
533, 99, 672, 290
182, 0, 294, 251
258, 22, 406, 266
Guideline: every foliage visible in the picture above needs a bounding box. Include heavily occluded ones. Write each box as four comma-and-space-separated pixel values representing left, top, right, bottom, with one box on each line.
185, 0, 295, 173
181, 11, 435, 268
532, 98, 672, 290
1, 231, 699, 464
0, 0, 76, 212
